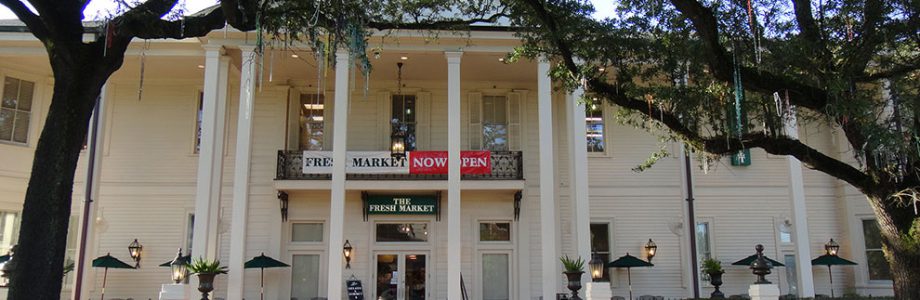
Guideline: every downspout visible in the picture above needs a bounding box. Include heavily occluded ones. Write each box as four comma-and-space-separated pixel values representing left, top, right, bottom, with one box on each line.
684, 148, 700, 298
73, 94, 103, 300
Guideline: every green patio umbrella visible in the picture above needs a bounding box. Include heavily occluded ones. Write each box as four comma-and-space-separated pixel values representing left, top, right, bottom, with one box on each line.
607, 253, 654, 300
731, 254, 785, 267
0, 254, 9, 264
244, 253, 290, 300
811, 254, 857, 298
92, 253, 135, 300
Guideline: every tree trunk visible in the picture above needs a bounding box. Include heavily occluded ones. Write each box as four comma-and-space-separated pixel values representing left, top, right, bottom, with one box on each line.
8, 47, 114, 299
868, 194, 920, 300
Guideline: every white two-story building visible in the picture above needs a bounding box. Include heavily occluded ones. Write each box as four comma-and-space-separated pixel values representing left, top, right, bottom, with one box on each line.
0, 16, 895, 300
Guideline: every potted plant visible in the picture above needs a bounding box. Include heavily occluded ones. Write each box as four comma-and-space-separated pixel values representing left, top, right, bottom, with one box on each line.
702, 258, 725, 299
187, 257, 228, 300
560, 255, 586, 300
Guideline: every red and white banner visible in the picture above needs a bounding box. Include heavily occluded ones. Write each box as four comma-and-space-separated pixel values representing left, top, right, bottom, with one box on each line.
302, 151, 491, 175
408, 151, 491, 175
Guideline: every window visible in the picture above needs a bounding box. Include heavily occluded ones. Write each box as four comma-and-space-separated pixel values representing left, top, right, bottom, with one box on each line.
186, 213, 195, 256
479, 222, 511, 242
778, 220, 793, 244
291, 254, 321, 299
0, 211, 19, 287
63, 216, 79, 288
194, 92, 203, 153
376, 223, 428, 242
862, 219, 891, 281
590, 223, 611, 282
482, 95, 509, 151
696, 221, 712, 280
586, 100, 605, 153
299, 94, 325, 150
783, 254, 798, 295
1, 77, 35, 144
392, 94, 417, 151
482, 253, 511, 300
292, 223, 324, 242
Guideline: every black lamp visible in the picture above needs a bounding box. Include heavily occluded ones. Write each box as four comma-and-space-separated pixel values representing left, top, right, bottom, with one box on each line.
128, 239, 143, 268
645, 239, 657, 262
169, 248, 188, 284
825, 238, 840, 256
343, 240, 353, 269
390, 122, 407, 158
588, 254, 605, 282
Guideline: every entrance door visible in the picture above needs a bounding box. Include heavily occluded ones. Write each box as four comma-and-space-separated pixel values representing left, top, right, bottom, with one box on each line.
375, 253, 428, 300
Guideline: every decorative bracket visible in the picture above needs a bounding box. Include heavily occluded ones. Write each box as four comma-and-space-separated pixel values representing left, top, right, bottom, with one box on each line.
277, 191, 289, 222
513, 191, 522, 221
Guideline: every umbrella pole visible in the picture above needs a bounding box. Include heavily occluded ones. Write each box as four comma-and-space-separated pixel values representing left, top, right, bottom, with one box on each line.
101, 267, 108, 300
261, 268, 265, 300
627, 267, 633, 300
828, 265, 834, 298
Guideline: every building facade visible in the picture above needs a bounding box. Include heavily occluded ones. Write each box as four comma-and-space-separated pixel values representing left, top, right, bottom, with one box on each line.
0, 21, 896, 299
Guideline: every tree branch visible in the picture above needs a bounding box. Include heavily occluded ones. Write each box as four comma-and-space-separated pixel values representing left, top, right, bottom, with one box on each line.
841, 0, 884, 77
0, 0, 49, 41
366, 13, 510, 30
115, 3, 226, 39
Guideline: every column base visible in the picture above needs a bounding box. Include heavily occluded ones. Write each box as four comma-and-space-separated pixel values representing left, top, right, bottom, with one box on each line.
749, 284, 780, 300
585, 282, 613, 300
159, 283, 192, 300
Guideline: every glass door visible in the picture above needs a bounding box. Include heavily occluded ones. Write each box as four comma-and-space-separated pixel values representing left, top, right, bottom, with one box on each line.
376, 253, 427, 300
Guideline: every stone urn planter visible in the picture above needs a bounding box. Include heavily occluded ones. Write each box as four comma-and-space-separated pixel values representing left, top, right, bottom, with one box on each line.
197, 273, 217, 300
564, 271, 585, 300
187, 257, 227, 300
707, 270, 725, 299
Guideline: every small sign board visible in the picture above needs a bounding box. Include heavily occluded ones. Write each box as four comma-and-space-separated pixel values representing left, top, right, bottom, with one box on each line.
346, 279, 364, 300
366, 195, 438, 215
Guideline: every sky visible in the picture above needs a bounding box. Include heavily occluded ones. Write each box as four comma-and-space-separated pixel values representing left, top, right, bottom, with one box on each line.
0, 1, 619, 22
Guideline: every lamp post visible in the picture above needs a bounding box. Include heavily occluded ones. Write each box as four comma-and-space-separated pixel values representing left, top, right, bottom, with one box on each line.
825, 238, 840, 256
644, 239, 657, 262
170, 249, 189, 284
343, 240, 353, 269
128, 239, 143, 268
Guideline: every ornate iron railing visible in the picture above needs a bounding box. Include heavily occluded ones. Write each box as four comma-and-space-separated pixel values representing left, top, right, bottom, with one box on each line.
276, 150, 523, 180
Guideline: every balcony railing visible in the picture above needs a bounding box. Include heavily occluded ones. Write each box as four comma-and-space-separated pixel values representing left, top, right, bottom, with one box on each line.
276, 150, 523, 180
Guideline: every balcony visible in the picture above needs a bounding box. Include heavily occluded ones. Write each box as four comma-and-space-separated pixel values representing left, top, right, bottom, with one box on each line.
276, 150, 523, 180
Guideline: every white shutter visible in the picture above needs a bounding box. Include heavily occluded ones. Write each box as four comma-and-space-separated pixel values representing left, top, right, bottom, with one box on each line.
508, 91, 524, 151
417, 91, 431, 150
287, 88, 301, 151
324, 93, 333, 150
469, 92, 483, 150
377, 91, 392, 150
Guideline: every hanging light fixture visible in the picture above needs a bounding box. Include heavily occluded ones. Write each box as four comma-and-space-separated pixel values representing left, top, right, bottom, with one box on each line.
644, 239, 658, 262
128, 239, 143, 268
343, 240, 354, 269
390, 62, 407, 158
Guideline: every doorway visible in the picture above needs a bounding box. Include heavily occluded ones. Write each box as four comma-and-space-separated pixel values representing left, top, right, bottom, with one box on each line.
375, 252, 428, 300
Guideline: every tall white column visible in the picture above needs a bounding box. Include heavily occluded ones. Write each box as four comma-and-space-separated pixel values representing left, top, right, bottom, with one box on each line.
567, 85, 591, 269
538, 58, 560, 299
326, 49, 350, 300
227, 45, 258, 300
783, 110, 816, 297
445, 51, 463, 300
192, 44, 229, 261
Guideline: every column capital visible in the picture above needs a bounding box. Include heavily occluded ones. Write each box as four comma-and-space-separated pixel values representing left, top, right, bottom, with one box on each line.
238, 45, 257, 53
202, 44, 225, 55
445, 51, 463, 63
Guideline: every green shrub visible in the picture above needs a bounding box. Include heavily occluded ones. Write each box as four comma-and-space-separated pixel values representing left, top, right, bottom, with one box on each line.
559, 255, 585, 272
187, 257, 228, 275
701, 258, 723, 274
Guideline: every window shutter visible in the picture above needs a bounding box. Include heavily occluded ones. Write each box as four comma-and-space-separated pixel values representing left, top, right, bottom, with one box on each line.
417, 91, 431, 150
507, 91, 524, 151
469, 92, 483, 150
324, 93, 334, 150
287, 88, 301, 151
377, 91, 392, 150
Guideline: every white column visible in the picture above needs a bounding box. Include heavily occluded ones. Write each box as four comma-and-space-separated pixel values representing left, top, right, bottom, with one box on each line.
567, 85, 591, 268
192, 44, 229, 261
538, 58, 560, 299
445, 51, 463, 300
783, 110, 816, 297
326, 49, 350, 300
227, 45, 258, 300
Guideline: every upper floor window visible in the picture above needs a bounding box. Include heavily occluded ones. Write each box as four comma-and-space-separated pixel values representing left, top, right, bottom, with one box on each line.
1, 77, 35, 144
586, 99, 605, 153
482, 95, 508, 151
862, 219, 891, 281
299, 94, 325, 151
392, 94, 417, 152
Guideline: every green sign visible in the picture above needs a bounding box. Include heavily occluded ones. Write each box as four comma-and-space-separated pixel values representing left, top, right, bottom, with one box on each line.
366, 195, 437, 215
